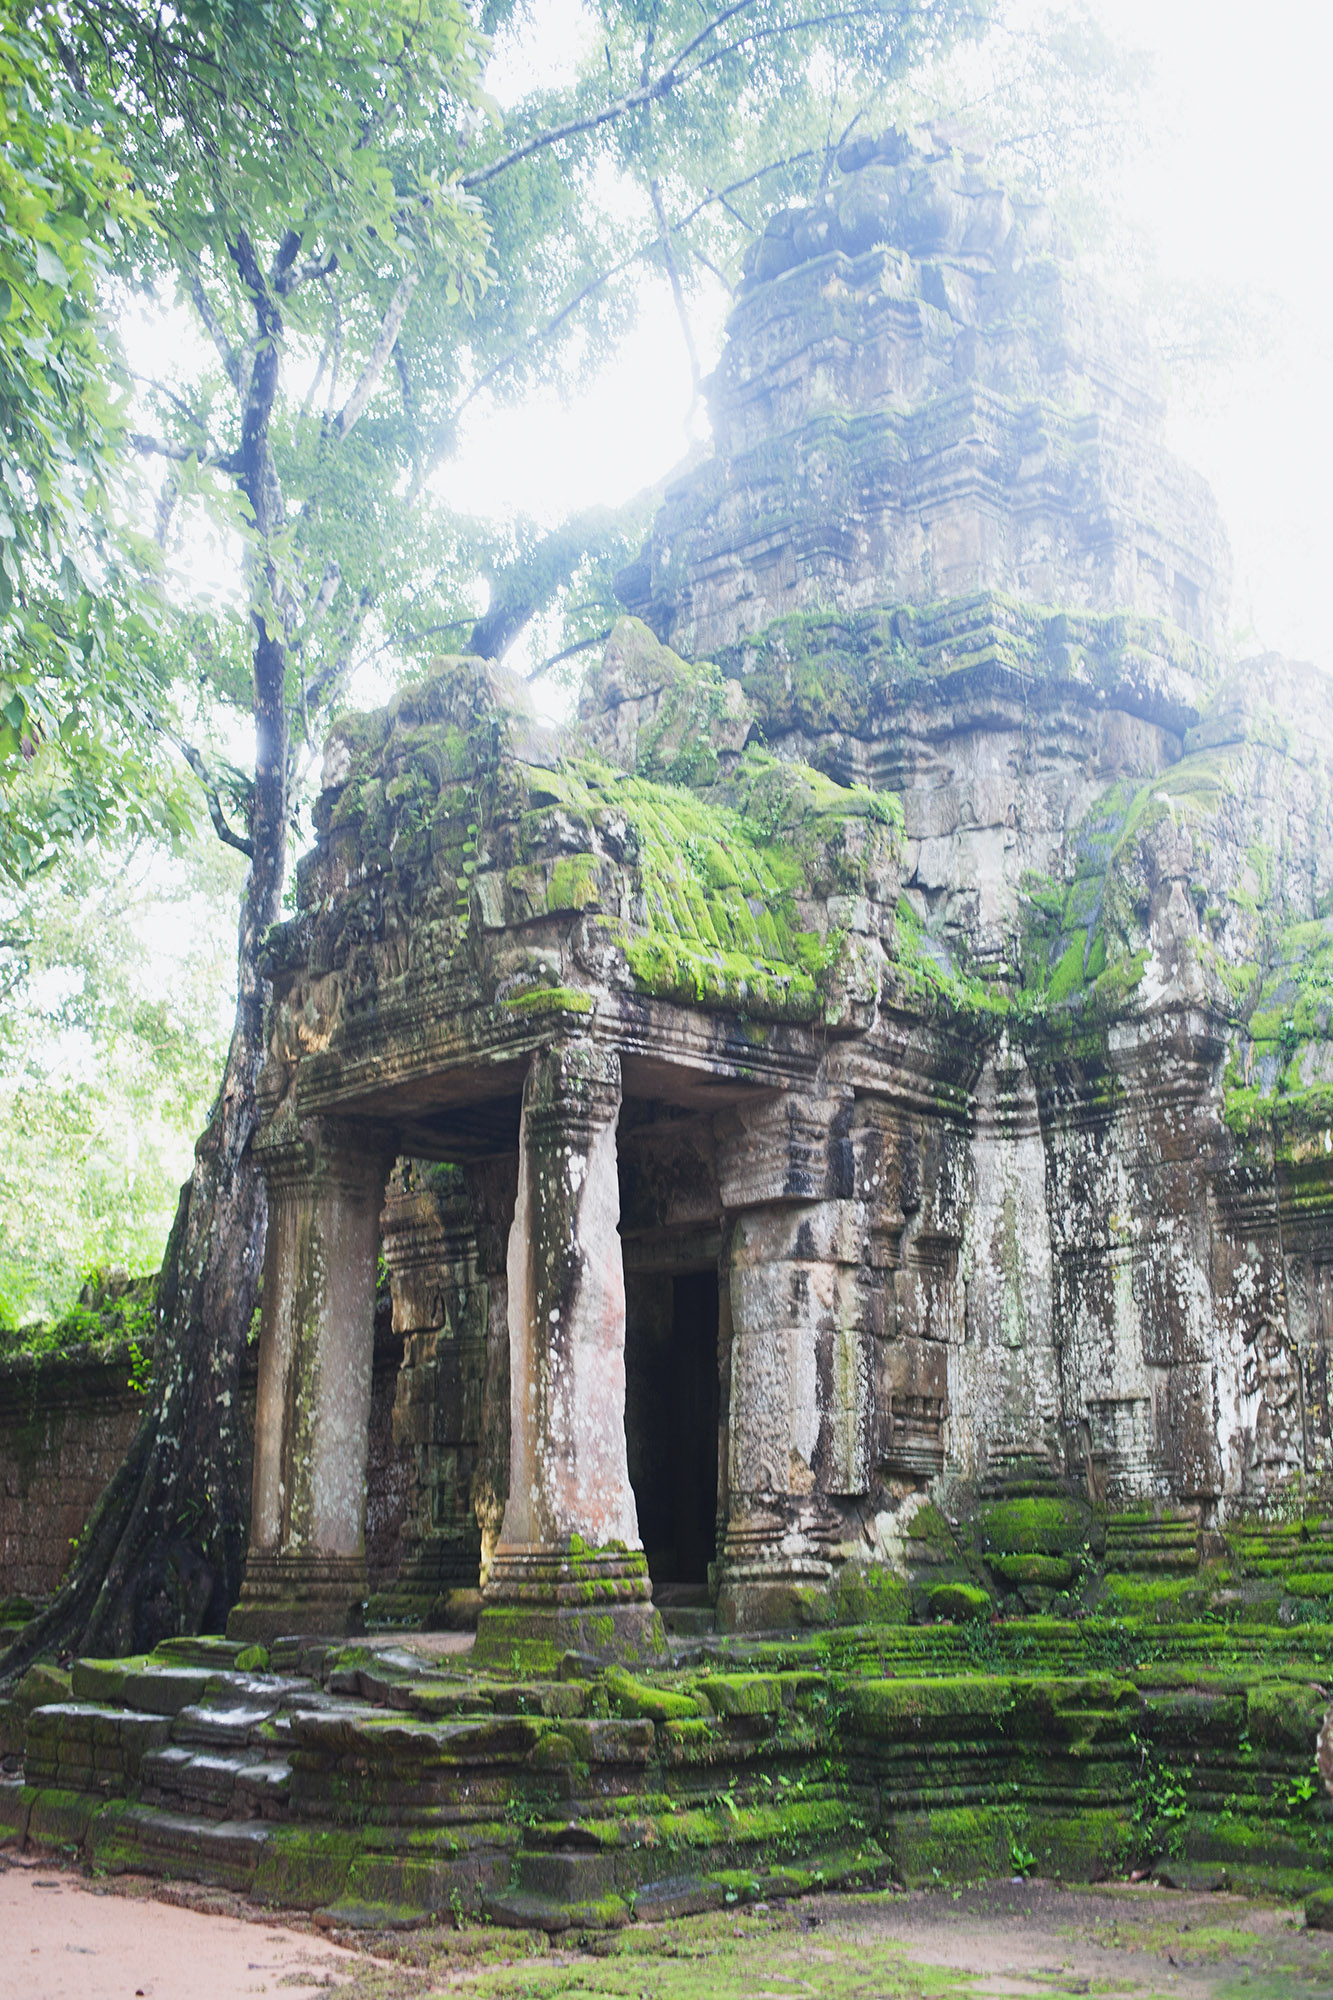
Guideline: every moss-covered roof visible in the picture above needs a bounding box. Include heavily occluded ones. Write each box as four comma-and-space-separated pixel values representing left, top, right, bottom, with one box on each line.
515, 751, 901, 1023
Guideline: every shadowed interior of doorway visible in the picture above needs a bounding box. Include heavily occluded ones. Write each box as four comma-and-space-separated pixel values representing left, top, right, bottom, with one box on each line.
624, 1267, 720, 1601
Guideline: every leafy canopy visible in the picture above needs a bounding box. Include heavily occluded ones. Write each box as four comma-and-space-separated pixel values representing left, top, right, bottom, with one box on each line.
56, 0, 989, 838
0, 6, 190, 879
0, 834, 245, 1324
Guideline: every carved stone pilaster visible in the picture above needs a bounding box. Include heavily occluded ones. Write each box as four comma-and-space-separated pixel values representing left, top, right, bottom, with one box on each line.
229, 1116, 392, 1642
369, 1169, 486, 1624
475, 1040, 663, 1665
715, 1148, 872, 1630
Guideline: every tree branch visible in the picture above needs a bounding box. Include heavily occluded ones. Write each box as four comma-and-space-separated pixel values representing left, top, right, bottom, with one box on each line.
226, 227, 271, 314
527, 627, 613, 683
300, 597, 371, 725
411, 145, 818, 503
189, 275, 240, 389
333, 273, 419, 439
459, 0, 757, 190
294, 563, 342, 650
130, 433, 244, 474
394, 341, 414, 421
166, 730, 255, 859
289, 251, 338, 293
325, 276, 343, 416
649, 176, 702, 404
154, 470, 179, 551
269, 227, 301, 295
458, 0, 872, 194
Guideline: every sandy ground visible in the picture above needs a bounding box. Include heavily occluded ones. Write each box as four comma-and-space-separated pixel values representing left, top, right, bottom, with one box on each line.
6, 1857, 1333, 2000
0, 1853, 357, 2000
807, 1879, 1332, 1997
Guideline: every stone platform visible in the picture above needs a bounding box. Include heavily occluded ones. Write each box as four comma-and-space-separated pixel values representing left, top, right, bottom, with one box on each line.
5, 1564, 1333, 1930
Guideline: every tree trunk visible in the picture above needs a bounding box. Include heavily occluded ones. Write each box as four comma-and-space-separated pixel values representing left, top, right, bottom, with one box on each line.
0, 666, 287, 1684
0, 252, 298, 1687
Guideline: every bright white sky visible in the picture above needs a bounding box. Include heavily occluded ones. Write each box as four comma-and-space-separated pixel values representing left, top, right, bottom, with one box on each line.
1109, 0, 1333, 662
443, 0, 1333, 670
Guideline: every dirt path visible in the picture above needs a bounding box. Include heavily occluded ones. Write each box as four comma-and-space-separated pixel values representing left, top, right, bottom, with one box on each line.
0, 1853, 357, 2000
5, 1859, 1333, 2000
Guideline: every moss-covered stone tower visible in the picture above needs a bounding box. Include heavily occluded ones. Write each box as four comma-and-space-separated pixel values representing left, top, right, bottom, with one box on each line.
220, 127, 1333, 1654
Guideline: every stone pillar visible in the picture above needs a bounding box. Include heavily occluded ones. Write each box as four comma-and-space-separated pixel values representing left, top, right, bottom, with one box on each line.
372, 1168, 486, 1624
229, 1118, 391, 1642
713, 1088, 871, 1630
462, 1155, 518, 1587
475, 1040, 663, 1666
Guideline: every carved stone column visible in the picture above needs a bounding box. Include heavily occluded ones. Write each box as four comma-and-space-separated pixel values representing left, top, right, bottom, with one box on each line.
229, 1117, 391, 1642
713, 1088, 871, 1630
372, 1168, 486, 1624
475, 1040, 663, 1665
464, 1156, 518, 1585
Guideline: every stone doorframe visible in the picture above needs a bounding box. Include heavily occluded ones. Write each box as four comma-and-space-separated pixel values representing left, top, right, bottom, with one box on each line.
228, 1035, 865, 1654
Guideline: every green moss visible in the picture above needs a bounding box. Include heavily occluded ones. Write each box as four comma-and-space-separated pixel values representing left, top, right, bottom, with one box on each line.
547, 854, 602, 912
834, 1564, 911, 1627
924, 1581, 992, 1622
977, 1497, 1090, 1558
721, 591, 1212, 744
501, 985, 595, 1015
1245, 1681, 1327, 1750
1286, 1570, 1333, 1599
988, 1553, 1076, 1587
606, 1670, 703, 1724
1018, 741, 1237, 1021
1100, 1574, 1211, 1620
1047, 936, 1087, 1004
252, 1826, 364, 1909
471, 1608, 563, 1676
907, 1504, 960, 1557
696, 1674, 783, 1719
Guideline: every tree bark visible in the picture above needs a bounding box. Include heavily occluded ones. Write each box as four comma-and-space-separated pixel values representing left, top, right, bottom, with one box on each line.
0, 261, 293, 1688
0, 838, 279, 1680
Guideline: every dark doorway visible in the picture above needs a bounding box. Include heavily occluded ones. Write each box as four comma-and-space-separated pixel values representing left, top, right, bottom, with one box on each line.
623, 1268, 720, 1588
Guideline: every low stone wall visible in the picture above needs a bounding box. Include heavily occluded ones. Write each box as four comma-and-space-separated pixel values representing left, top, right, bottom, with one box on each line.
0, 1325, 411, 1606
0, 1348, 143, 1601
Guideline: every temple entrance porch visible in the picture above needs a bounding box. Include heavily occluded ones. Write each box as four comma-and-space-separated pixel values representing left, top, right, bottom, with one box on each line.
227, 1029, 844, 1656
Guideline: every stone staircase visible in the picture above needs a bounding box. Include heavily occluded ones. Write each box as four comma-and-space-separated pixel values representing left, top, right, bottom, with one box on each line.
4, 1618, 1333, 1927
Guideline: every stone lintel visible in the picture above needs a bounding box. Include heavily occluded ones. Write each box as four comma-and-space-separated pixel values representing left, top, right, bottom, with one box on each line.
290, 996, 821, 1137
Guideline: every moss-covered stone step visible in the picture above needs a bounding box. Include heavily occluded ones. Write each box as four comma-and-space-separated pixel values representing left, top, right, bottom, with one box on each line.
10, 1623, 1333, 1928
23, 1701, 172, 1792
140, 1743, 291, 1815
86, 1802, 270, 1889
1104, 1513, 1202, 1573
173, 1699, 284, 1747
70, 1658, 213, 1712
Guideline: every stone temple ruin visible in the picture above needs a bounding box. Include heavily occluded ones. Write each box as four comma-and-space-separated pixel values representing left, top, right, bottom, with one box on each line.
229, 126, 1333, 1654
9, 130, 1333, 1925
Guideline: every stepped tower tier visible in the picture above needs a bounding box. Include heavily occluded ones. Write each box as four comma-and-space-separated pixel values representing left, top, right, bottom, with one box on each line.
619, 126, 1231, 657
